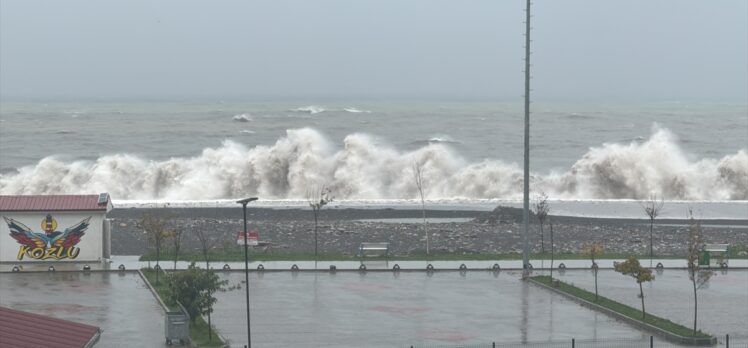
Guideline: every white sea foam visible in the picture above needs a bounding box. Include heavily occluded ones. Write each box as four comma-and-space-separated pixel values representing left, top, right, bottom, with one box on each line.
0, 127, 745, 201
428, 135, 460, 144
343, 108, 371, 113
410, 135, 461, 146
292, 106, 326, 114
232, 114, 252, 122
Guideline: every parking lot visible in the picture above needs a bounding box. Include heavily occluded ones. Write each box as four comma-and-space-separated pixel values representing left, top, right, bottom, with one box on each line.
0, 272, 169, 348
1, 267, 744, 348
211, 270, 650, 348
552, 269, 748, 337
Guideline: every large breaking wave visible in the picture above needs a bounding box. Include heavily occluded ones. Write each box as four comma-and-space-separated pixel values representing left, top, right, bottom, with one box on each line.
1, 127, 746, 200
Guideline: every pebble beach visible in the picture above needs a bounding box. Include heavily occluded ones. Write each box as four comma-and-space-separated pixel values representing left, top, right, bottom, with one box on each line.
109, 206, 748, 258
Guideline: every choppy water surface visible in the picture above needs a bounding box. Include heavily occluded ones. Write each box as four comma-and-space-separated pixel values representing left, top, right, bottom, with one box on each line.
1, 101, 746, 200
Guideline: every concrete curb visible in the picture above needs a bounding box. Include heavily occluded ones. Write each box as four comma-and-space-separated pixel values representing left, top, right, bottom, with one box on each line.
138, 269, 230, 348
137, 269, 170, 312
199, 313, 231, 348
527, 278, 717, 346
138, 270, 196, 347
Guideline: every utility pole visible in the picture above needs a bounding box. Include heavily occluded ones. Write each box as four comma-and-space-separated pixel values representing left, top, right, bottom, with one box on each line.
522, 0, 532, 276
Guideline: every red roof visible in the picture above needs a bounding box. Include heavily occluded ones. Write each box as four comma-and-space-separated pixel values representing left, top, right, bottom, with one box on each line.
0, 195, 111, 212
0, 306, 101, 348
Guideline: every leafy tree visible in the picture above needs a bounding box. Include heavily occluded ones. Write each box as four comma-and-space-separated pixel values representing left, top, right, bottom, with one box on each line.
686, 211, 714, 335
413, 161, 429, 255
582, 242, 604, 301
614, 257, 655, 319
141, 212, 173, 284
640, 194, 664, 257
168, 263, 228, 335
533, 192, 549, 254
307, 186, 333, 259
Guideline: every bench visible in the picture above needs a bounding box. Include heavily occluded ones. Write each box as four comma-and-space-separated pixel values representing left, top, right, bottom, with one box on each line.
357, 242, 390, 257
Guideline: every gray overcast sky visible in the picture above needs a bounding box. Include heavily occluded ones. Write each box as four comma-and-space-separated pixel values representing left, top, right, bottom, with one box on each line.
1, 0, 746, 101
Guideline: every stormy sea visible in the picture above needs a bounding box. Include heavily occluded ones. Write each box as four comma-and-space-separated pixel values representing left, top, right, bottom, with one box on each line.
1, 100, 746, 219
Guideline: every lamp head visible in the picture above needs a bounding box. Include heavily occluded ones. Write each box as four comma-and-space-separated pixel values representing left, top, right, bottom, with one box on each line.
236, 197, 258, 205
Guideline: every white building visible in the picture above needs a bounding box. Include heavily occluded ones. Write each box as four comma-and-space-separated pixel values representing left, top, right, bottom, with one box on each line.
0, 194, 112, 264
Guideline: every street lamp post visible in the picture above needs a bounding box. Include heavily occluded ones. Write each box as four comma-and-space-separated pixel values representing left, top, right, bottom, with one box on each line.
521, 0, 532, 277
237, 197, 258, 348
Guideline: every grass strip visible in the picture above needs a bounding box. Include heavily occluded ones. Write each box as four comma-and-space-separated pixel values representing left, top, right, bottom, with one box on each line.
140, 250, 700, 262
141, 268, 225, 347
531, 275, 711, 338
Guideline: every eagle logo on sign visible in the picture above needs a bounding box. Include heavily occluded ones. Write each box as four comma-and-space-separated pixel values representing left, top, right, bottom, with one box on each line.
4, 215, 90, 260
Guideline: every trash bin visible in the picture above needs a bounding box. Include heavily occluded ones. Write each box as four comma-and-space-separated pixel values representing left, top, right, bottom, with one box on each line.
165, 311, 190, 345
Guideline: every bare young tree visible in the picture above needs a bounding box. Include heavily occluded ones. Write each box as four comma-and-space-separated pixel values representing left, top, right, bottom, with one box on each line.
195, 221, 217, 270
413, 161, 429, 255
195, 219, 220, 343
614, 257, 655, 319
141, 212, 172, 284
170, 225, 184, 270
686, 210, 714, 335
549, 218, 555, 280
533, 192, 550, 254
582, 242, 605, 301
640, 194, 664, 257
308, 186, 333, 259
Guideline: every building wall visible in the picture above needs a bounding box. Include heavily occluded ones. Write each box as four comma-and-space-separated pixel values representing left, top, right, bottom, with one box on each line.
0, 211, 105, 263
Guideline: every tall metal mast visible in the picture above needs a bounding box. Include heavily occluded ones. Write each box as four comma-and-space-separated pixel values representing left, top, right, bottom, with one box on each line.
522, 0, 532, 274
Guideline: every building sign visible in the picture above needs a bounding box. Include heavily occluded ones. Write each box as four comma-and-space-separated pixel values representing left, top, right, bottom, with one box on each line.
236, 231, 259, 246
4, 215, 90, 261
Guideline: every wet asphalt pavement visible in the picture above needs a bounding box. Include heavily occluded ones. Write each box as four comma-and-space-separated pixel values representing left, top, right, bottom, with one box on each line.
0, 272, 169, 348
1, 268, 745, 348
211, 271, 650, 348
552, 269, 748, 337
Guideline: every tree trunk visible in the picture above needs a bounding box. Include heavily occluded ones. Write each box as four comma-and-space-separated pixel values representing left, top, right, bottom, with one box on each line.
594, 268, 599, 301
549, 222, 554, 280
539, 223, 544, 254
156, 241, 160, 284
639, 282, 646, 319
422, 198, 428, 256
313, 209, 319, 259
649, 219, 654, 257
172, 235, 180, 270
205, 249, 213, 343
693, 276, 698, 335
208, 312, 213, 342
